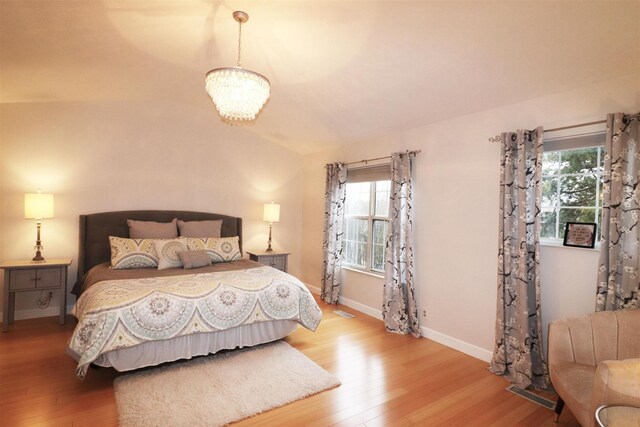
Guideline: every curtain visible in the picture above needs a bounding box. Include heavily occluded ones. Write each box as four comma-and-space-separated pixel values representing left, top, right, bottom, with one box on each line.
596, 113, 640, 311
490, 128, 549, 390
321, 162, 347, 304
383, 152, 420, 337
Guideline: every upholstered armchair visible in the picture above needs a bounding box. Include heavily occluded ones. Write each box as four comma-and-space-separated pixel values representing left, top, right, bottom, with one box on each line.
548, 309, 640, 427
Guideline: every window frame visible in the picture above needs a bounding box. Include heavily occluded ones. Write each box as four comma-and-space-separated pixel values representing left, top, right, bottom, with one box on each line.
541, 132, 605, 244
343, 180, 390, 275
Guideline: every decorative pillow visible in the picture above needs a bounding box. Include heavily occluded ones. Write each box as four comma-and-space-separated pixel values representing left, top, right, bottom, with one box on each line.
178, 250, 212, 270
187, 236, 241, 263
109, 236, 158, 270
153, 238, 188, 270
127, 218, 178, 239
177, 219, 222, 238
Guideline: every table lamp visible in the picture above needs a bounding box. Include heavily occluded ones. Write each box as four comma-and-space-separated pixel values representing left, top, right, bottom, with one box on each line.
25, 190, 54, 262
263, 202, 280, 252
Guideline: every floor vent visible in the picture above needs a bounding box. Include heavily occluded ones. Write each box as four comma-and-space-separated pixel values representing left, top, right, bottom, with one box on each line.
506, 385, 556, 410
333, 310, 355, 318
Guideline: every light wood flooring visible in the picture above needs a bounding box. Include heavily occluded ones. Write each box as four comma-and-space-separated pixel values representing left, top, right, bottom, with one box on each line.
0, 298, 580, 426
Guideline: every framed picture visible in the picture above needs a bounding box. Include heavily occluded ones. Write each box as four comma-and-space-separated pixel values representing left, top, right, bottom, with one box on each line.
563, 222, 597, 248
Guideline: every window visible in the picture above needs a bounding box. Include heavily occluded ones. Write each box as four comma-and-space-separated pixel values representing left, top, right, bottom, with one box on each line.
343, 180, 390, 273
541, 134, 605, 240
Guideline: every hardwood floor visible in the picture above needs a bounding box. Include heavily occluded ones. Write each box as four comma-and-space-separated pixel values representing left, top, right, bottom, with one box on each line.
0, 298, 580, 426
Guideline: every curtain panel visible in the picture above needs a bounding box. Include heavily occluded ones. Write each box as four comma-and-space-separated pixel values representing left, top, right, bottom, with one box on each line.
596, 113, 640, 311
490, 128, 549, 390
383, 152, 420, 337
321, 162, 347, 304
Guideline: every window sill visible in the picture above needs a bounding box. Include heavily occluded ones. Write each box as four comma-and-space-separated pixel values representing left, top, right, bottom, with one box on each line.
342, 265, 385, 279
540, 239, 600, 252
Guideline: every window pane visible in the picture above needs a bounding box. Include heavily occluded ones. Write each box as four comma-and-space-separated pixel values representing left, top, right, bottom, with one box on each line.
559, 175, 597, 207
541, 209, 557, 239
343, 218, 368, 267
371, 219, 388, 272
542, 177, 558, 210
371, 244, 385, 272
372, 220, 388, 244
559, 147, 600, 175
542, 151, 560, 176
345, 182, 370, 216
374, 181, 390, 217
559, 208, 596, 237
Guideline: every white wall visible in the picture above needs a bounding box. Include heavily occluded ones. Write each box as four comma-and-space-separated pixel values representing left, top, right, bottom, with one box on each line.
0, 99, 304, 319
301, 72, 640, 361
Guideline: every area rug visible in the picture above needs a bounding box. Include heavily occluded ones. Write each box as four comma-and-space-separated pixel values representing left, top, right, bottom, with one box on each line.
113, 340, 340, 427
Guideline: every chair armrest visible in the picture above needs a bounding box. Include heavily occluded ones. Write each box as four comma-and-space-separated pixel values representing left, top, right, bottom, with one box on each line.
590, 358, 640, 416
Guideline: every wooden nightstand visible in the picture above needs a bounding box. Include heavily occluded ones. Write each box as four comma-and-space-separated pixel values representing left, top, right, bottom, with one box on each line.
1, 258, 72, 332
247, 251, 289, 272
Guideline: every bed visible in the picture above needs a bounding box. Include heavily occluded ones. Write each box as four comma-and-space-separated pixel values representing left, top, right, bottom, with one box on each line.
67, 210, 322, 379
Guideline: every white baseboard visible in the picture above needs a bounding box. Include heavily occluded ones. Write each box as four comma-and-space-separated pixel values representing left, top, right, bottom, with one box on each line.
305, 283, 321, 295
0, 304, 75, 323
337, 296, 383, 320
304, 283, 383, 320
420, 326, 493, 362
305, 282, 491, 362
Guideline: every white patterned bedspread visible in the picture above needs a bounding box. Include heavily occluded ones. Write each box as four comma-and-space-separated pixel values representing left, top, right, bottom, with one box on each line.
68, 266, 322, 379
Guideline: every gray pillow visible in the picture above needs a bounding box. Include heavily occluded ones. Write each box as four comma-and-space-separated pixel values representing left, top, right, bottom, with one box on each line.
178, 250, 212, 269
177, 219, 222, 238
127, 218, 178, 239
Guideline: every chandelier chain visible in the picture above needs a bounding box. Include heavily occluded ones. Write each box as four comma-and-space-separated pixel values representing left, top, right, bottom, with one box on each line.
237, 20, 243, 67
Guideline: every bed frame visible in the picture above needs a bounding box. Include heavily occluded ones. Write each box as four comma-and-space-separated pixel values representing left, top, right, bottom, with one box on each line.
75, 210, 242, 292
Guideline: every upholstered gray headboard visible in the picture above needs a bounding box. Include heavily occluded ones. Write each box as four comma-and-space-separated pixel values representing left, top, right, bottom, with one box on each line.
75, 210, 242, 292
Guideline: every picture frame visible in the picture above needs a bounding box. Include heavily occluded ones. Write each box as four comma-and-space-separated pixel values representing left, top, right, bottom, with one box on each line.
563, 222, 597, 248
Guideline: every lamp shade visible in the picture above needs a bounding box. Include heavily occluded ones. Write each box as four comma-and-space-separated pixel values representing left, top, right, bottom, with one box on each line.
25, 193, 54, 219
263, 203, 280, 223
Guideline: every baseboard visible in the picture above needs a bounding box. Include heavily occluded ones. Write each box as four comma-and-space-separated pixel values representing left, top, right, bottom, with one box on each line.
420, 326, 493, 362
305, 283, 321, 295
304, 283, 492, 362
304, 283, 383, 320
0, 304, 75, 323
337, 296, 383, 320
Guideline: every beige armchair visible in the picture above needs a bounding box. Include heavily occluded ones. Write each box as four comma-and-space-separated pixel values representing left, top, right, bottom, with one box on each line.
548, 309, 640, 427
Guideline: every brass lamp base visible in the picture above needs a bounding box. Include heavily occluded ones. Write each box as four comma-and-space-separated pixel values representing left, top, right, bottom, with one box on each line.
266, 222, 274, 252
32, 221, 46, 262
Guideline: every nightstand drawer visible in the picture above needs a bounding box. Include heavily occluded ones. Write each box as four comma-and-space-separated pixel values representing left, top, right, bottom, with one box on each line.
247, 251, 289, 273
9, 270, 36, 290
269, 256, 286, 271
35, 268, 62, 289
8, 268, 62, 291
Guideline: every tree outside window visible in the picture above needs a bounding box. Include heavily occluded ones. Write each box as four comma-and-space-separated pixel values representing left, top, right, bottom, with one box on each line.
541, 146, 603, 239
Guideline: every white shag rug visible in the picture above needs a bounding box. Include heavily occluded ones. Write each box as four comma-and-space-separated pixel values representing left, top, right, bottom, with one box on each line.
113, 341, 340, 427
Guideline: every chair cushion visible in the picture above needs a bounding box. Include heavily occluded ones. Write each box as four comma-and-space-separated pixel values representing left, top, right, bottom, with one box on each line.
551, 362, 596, 426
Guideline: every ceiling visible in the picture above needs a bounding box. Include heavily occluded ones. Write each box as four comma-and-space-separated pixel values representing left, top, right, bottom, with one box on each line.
1, 1, 639, 154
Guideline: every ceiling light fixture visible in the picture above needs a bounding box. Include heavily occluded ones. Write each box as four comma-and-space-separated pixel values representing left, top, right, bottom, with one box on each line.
205, 11, 270, 123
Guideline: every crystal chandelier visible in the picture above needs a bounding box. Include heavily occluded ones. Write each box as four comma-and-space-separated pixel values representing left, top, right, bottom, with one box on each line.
205, 11, 270, 122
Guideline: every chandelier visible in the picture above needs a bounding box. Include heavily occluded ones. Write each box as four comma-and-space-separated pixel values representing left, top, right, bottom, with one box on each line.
205, 11, 270, 122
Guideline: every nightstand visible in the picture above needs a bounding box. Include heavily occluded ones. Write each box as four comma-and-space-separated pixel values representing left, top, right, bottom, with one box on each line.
247, 251, 289, 272
1, 258, 72, 332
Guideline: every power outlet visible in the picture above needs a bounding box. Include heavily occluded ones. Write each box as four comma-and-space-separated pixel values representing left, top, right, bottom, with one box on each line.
48, 291, 54, 298
422, 309, 427, 318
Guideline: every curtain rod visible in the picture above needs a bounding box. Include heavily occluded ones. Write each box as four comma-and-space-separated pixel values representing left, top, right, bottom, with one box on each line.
325, 150, 422, 168
489, 112, 640, 142
344, 150, 421, 167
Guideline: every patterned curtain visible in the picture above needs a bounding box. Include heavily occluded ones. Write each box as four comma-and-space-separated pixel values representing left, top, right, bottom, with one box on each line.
490, 128, 549, 390
321, 163, 347, 304
596, 113, 640, 311
383, 152, 420, 337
